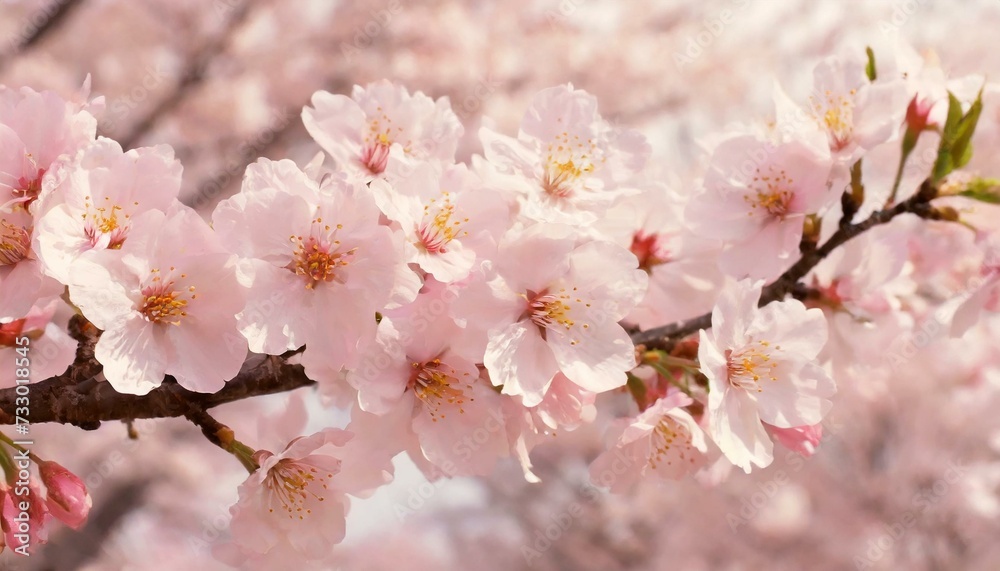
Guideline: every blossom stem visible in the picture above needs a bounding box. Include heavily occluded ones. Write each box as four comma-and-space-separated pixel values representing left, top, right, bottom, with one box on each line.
0, 431, 43, 463
183, 409, 259, 473
0, 443, 17, 485
885, 151, 909, 207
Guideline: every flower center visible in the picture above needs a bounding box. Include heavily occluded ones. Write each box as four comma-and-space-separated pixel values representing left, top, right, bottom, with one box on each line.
264, 458, 334, 520
361, 109, 398, 174
810, 89, 856, 150
649, 417, 697, 470
83, 197, 133, 250
0, 219, 30, 266
630, 231, 671, 272
417, 192, 468, 254
139, 269, 193, 325
525, 288, 591, 345
726, 340, 780, 393
12, 168, 45, 210
541, 132, 599, 198
409, 359, 471, 421
745, 167, 794, 218
288, 222, 355, 289
360, 137, 391, 175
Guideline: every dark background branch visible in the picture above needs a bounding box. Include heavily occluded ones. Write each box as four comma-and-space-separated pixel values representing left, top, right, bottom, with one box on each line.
1, 0, 85, 68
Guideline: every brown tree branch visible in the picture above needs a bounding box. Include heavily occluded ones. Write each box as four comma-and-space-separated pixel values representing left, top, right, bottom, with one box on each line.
0, 353, 312, 428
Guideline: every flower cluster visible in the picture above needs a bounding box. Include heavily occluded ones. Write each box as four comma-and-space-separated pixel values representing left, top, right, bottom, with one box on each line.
0, 42, 996, 568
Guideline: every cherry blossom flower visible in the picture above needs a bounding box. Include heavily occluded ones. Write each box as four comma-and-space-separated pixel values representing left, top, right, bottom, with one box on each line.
0, 81, 101, 213
348, 280, 508, 476
0, 208, 61, 321
370, 162, 510, 282
218, 428, 385, 568
699, 279, 836, 472
453, 224, 647, 406
596, 182, 723, 328
686, 135, 835, 281
890, 40, 986, 128
67, 205, 247, 394
212, 158, 419, 372
775, 53, 906, 162
809, 221, 912, 317
302, 80, 462, 181
589, 392, 707, 492
33, 137, 182, 283
478, 84, 649, 225
0, 298, 76, 387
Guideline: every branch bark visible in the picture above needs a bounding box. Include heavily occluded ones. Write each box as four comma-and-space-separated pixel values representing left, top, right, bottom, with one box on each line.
0, 352, 312, 428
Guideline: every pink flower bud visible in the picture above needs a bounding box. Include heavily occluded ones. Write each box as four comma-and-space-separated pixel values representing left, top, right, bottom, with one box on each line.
905, 95, 935, 134
38, 461, 91, 530
1, 480, 51, 551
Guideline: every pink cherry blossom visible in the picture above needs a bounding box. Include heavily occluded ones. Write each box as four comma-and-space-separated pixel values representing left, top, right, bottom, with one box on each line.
0, 208, 62, 321
67, 205, 247, 394
219, 428, 383, 568
699, 279, 836, 472
302, 80, 463, 181
0, 298, 76, 388
370, 162, 510, 282
34, 137, 182, 283
775, 53, 907, 162
0, 82, 100, 213
809, 221, 912, 317
212, 158, 419, 372
348, 280, 508, 477
479, 84, 649, 225
596, 182, 723, 328
589, 392, 707, 492
453, 224, 647, 406
686, 135, 835, 281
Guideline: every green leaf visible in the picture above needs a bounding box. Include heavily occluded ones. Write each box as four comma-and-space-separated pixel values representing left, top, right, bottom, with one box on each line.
933, 90, 985, 182
865, 47, 877, 81
952, 88, 984, 170
944, 93, 963, 135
